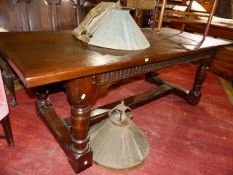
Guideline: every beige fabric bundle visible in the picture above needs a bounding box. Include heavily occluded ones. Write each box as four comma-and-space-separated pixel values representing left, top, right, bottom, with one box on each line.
72, 2, 121, 43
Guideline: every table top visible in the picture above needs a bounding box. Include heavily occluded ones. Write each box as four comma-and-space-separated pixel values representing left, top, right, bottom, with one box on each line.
0, 28, 231, 88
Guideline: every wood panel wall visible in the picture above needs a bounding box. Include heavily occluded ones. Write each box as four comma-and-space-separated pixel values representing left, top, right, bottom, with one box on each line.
0, 0, 79, 31
215, 0, 232, 18
0, 0, 116, 32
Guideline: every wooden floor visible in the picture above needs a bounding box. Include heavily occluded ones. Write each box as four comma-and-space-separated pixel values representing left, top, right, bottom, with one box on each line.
0, 64, 233, 175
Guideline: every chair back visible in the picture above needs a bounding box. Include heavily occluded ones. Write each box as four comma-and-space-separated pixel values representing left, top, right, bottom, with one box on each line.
156, 0, 218, 38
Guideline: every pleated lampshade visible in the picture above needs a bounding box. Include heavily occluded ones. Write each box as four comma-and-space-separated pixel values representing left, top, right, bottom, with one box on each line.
89, 119, 149, 169
89, 102, 149, 169
88, 9, 150, 50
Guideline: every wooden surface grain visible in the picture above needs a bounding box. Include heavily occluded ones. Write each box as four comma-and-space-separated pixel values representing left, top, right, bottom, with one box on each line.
0, 28, 231, 87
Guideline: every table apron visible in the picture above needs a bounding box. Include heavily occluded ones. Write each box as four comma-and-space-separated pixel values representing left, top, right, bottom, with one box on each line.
96, 50, 215, 85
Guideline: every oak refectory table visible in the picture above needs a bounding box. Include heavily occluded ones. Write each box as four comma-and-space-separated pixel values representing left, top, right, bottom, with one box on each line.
0, 28, 231, 173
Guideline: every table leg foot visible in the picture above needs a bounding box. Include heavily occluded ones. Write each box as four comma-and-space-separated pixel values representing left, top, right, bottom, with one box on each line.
69, 148, 93, 173
186, 63, 209, 106
186, 90, 201, 106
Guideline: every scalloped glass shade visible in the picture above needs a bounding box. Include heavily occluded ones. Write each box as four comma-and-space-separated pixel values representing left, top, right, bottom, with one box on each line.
88, 9, 150, 50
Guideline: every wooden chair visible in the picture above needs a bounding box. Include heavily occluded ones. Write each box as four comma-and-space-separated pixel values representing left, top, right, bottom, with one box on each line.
156, 0, 218, 39
0, 70, 14, 147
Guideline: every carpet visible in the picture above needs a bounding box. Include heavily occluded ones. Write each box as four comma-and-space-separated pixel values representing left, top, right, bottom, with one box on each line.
0, 63, 233, 175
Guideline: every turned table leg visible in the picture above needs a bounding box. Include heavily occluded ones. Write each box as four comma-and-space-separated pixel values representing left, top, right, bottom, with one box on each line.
34, 77, 97, 173
187, 63, 210, 105
65, 76, 97, 173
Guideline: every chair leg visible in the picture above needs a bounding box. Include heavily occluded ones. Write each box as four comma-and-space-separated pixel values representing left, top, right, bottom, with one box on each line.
157, 0, 167, 34
2, 115, 14, 147
2, 71, 17, 106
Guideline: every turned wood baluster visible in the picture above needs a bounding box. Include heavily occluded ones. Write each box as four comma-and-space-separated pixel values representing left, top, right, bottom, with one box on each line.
65, 76, 97, 173
187, 63, 210, 106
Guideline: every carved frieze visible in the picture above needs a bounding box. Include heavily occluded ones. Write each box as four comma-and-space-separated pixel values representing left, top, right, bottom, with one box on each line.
97, 52, 213, 85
